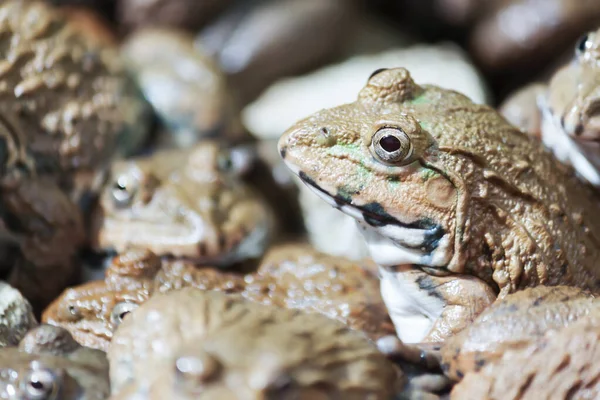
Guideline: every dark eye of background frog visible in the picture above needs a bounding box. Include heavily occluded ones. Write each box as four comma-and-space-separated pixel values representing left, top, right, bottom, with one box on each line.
577, 34, 590, 54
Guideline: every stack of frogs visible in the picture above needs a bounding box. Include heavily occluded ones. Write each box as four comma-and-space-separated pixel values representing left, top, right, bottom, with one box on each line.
4, 0, 600, 398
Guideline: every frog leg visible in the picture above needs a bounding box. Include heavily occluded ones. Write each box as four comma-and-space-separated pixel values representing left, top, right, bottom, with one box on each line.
379, 266, 496, 343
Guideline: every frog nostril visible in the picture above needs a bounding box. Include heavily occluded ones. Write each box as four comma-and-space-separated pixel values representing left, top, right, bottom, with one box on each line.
316, 127, 336, 147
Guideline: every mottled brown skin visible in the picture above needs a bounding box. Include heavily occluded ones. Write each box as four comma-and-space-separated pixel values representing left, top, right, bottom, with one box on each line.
158, 243, 397, 340
122, 28, 248, 148
0, 0, 148, 312
441, 286, 600, 381
42, 249, 158, 351
450, 315, 600, 400
279, 67, 600, 343
109, 288, 401, 400
0, 324, 109, 400
0, 282, 38, 348
43, 244, 395, 351
91, 141, 273, 266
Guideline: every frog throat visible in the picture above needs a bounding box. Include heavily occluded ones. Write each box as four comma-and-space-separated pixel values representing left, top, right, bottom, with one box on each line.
296, 170, 454, 270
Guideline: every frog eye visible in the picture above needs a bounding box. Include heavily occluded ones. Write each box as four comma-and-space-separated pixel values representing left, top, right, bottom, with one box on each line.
576, 33, 591, 56
110, 302, 138, 329
111, 175, 137, 208
21, 367, 59, 400
370, 127, 413, 165
217, 147, 254, 176
217, 151, 234, 172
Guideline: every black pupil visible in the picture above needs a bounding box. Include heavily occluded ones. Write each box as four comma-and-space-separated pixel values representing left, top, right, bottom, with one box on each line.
114, 182, 126, 191
578, 34, 589, 53
379, 135, 401, 152
30, 380, 44, 390
119, 311, 129, 320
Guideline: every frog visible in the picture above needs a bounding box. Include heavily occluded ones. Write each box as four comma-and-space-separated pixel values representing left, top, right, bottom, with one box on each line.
121, 28, 248, 149
500, 28, 600, 187
0, 324, 109, 400
278, 67, 600, 344
108, 288, 402, 399
0, 282, 38, 348
440, 285, 600, 381
90, 140, 273, 267
0, 0, 150, 312
449, 313, 600, 400
42, 249, 158, 351
43, 243, 396, 351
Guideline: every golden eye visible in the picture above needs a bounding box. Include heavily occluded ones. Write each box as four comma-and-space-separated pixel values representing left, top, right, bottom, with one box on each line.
370, 127, 413, 165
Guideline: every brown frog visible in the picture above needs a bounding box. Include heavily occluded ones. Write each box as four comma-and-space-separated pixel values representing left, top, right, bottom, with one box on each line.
440, 286, 600, 381
108, 288, 401, 399
91, 141, 273, 267
501, 28, 600, 187
43, 244, 396, 351
278, 67, 600, 343
0, 0, 149, 312
0, 324, 109, 400
450, 314, 600, 399
121, 28, 248, 148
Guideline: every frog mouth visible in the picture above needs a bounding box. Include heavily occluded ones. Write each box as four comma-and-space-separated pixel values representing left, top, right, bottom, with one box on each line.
297, 171, 450, 267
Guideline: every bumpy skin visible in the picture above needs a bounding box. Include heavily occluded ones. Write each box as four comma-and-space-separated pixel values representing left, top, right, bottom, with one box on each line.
501, 28, 600, 187
450, 315, 600, 400
42, 250, 158, 351
157, 243, 397, 340
441, 286, 600, 380
43, 244, 395, 351
108, 288, 400, 399
91, 141, 273, 266
0, 282, 38, 348
279, 67, 600, 343
0, 1, 148, 312
0, 324, 109, 400
122, 28, 247, 148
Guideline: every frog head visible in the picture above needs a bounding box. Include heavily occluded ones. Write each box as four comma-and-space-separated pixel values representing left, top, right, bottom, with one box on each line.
279, 68, 463, 274
91, 141, 273, 267
546, 29, 600, 141
42, 250, 159, 352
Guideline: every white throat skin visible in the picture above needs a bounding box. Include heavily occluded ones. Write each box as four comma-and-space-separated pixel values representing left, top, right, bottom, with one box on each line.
357, 222, 445, 343
539, 96, 600, 186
